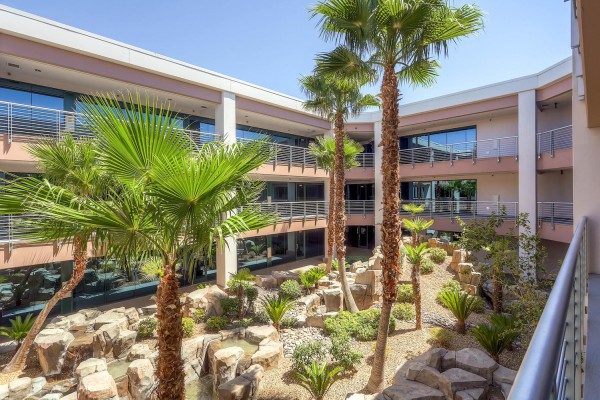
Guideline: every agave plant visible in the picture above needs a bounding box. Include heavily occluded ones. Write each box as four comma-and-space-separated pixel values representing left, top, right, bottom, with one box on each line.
0, 314, 35, 346
296, 361, 344, 400
471, 314, 519, 362
261, 295, 294, 331
438, 289, 477, 334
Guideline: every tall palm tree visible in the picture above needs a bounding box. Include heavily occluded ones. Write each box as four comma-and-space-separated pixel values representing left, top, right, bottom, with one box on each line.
0, 94, 276, 399
404, 242, 428, 330
0, 135, 109, 373
301, 73, 378, 313
309, 135, 363, 273
312, 0, 483, 391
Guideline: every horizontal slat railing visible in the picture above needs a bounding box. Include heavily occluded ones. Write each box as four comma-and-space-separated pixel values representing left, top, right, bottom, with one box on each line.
345, 200, 375, 216
246, 201, 328, 221
355, 153, 374, 168
537, 202, 574, 227
537, 125, 573, 157
399, 136, 518, 166
508, 218, 587, 400
399, 200, 518, 220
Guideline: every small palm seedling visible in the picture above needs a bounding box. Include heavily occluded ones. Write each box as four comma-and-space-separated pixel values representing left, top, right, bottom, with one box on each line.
0, 314, 35, 346
296, 361, 344, 400
261, 295, 294, 331
404, 243, 429, 329
471, 314, 519, 362
438, 289, 477, 334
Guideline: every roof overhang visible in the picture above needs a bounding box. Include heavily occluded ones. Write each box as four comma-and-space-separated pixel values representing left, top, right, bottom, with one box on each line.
576, 0, 600, 127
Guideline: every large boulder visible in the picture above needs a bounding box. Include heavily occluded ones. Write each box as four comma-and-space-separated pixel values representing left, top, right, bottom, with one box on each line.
186, 286, 228, 316
438, 368, 487, 399
217, 364, 263, 400
381, 379, 445, 400
112, 329, 137, 359
455, 348, 498, 381
405, 361, 444, 389
92, 311, 128, 331
92, 321, 124, 358
272, 271, 298, 286
212, 347, 244, 393
255, 275, 277, 289
251, 338, 283, 370
77, 371, 118, 400
34, 328, 75, 376
50, 313, 88, 332
297, 294, 321, 314
127, 358, 155, 400
349, 284, 374, 310
245, 325, 279, 345
493, 365, 517, 398
455, 388, 486, 400
127, 343, 152, 362
8, 377, 32, 399
75, 358, 108, 380
322, 288, 344, 312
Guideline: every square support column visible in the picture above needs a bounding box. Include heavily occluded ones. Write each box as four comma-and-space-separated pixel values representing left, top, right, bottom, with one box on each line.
373, 121, 383, 246
216, 237, 237, 287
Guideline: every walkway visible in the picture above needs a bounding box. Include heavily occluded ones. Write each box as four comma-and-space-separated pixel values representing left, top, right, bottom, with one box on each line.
585, 273, 600, 397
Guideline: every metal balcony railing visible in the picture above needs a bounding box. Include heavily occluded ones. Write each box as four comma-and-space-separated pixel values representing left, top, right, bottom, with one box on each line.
399, 136, 519, 166
537, 125, 573, 158
355, 153, 374, 168
247, 201, 328, 221
399, 200, 519, 220
509, 217, 587, 400
345, 200, 375, 216
537, 202, 574, 227
0, 214, 40, 243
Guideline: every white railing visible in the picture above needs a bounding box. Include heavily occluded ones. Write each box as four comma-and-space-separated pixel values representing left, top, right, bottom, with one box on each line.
399, 136, 519, 166
247, 201, 328, 221
537, 202, 574, 227
0, 214, 41, 243
399, 200, 518, 220
355, 153, 374, 168
345, 200, 375, 216
537, 125, 573, 158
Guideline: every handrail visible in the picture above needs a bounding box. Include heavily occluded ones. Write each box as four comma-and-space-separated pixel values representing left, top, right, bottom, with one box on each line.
399, 200, 518, 219
537, 202, 574, 227
509, 217, 587, 400
399, 135, 518, 165
245, 201, 328, 221
345, 200, 375, 216
355, 153, 374, 168
537, 125, 573, 158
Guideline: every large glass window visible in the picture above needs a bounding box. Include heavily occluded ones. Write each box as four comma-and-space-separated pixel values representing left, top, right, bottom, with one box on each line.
236, 124, 313, 147
400, 126, 476, 150
237, 236, 268, 270
401, 179, 477, 201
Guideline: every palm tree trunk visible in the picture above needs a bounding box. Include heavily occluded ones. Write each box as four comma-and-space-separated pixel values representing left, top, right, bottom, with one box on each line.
492, 268, 503, 313
3, 236, 88, 374
412, 263, 422, 330
155, 259, 185, 400
333, 112, 359, 313
326, 172, 336, 273
366, 63, 401, 393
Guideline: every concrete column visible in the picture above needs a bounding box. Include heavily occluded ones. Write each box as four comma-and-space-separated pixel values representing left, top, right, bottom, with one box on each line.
215, 90, 237, 286
373, 121, 383, 247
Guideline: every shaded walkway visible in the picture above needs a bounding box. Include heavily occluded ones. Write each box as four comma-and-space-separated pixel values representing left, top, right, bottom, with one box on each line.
585, 273, 600, 397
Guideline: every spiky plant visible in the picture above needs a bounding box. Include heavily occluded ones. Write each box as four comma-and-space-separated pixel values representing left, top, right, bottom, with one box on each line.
438, 289, 477, 334
471, 314, 519, 362
228, 268, 256, 317
261, 295, 295, 331
402, 203, 426, 215
0, 314, 35, 347
296, 361, 344, 400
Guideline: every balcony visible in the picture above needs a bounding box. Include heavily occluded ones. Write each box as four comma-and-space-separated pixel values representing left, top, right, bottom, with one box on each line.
536, 125, 573, 170
347, 153, 375, 180
346, 200, 375, 225
537, 201, 573, 243
399, 136, 519, 178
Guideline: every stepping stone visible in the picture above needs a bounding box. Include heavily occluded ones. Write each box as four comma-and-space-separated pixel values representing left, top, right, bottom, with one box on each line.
439, 368, 487, 399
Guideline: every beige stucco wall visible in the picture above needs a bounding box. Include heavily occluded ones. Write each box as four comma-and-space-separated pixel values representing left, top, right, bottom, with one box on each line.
536, 102, 572, 133
476, 173, 518, 202
537, 169, 573, 202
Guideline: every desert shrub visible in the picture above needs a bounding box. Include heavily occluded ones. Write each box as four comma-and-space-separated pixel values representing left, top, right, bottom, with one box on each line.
436, 280, 462, 303
420, 258, 435, 274
438, 289, 477, 333
0, 314, 35, 343
182, 317, 195, 338
324, 309, 394, 341
471, 314, 519, 362
428, 327, 454, 348
330, 333, 363, 369
220, 297, 240, 318
236, 317, 254, 328
392, 303, 415, 321
245, 286, 259, 309
192, 308, 206, 323
296, 361, 344, 400
396, 283, 414, 303
428, 248, 447, 264
346, 256, 368, 264
471, 296, 486, 314
252, 310, 270, 324
280, 316, 297, 329
205, 316, 228, 332
292, 340, 327, 372
137, 318, 157, 339
279, 279, 302, 300
261, 295, 294, 331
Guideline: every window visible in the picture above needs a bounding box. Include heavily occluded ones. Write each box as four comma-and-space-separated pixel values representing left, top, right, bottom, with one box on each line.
400, 126, 477, 150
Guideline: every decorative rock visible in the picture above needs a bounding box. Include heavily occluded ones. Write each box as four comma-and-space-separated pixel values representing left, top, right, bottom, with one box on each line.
9, 377, 32, 399
459, 263, 474, 274
305, 311, 337, 328
140, 304, 157, 316
76, 358, 108, 380
31, 377, 47, 395
470, 272, 482, 286
217, 364, 263, 400
60, 393, 78, 400
255, 275, 277, 289
350, 283, 373, 310
461, 283, 478, 295
187, 285, 228, 316
405, 361, 444, 389
128, 358, 155, 400
427, 348, 448, 370
127, 343, 152, 361
297, 294, 321, 313
272, 271, 298, 286
441, 350, 456, 370
34, 328, 75, 376
251, 339, 283, 369
455, 348, 498, 381
0, 384, 7, 400
381, 379, 445, 400
92, 321, 123, 358
455, 388, 486, 400
50, 313, 88, 331
212, 347, 244, 393
346, 394, 375, 400
92, 311, 128, 330
245, 325, 279, 345
323, 288, 344, 312
40, 394, 62, 400
493, 365, 517, 385
77, 371, 118, 400
112, 329, 137, 359
438, 368, 487, 399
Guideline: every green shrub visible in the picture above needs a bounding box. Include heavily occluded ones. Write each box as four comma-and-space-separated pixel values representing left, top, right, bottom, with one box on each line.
436, 280, 462, 303
296, 362, 344, 400
346, 256, 368, 264
428, 248, 447, 264
279, 279, 302, 300
396, 283, 414, 303
0, 314, 35, 343
182, 317, 195, 338
324, 309, 394, 341
236, 317, 254, 328
428, 327, 454, 348
252, 310, 270, 324
245, 286, 259, 308
420, 258, 435, 274
261, 295, 294, 331
299, 267, 327, 292
392, 303, 415, 321
196, 283, 207, 290
137, 318, 157, 339
330, 333, 363, 369
192, 308, 206, 324
292, 340, 327, 372
471, 314, 519, 362
324, 311, 359, 337
438, 289, 477, 333
280, 316, 297, 329
220, 297, 240, 317
471, 296, 486, 314
205, 316, 228, 332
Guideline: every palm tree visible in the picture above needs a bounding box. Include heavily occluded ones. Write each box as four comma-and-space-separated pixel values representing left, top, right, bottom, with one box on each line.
0, 135, 110, 373
0, 94, 276, 400
404, 243, 428, 331
401, 203, 433, 245
308, 135, 363, 273
311, 0, 483, 391
301, 73, 378, 313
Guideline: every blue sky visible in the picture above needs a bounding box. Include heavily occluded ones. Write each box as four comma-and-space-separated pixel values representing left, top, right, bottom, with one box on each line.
2, 1, 571, 104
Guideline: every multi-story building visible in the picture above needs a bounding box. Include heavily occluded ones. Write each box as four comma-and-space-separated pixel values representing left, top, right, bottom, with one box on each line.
0, 5, 583, 324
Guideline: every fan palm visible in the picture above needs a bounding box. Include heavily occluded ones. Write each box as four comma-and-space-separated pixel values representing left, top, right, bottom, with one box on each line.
309, 135, 363, 274
311, 0, 483, 391
404, 243, 428, 331
301, 73, 378, 313
402, 217, 434, 245
0, 134, 110, 373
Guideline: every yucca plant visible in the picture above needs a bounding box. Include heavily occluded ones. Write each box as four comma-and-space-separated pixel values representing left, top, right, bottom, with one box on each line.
296, 361, 344, 400
471, 314, 519, 362
0, 314, 35, 347
438, 289, 477, 334
261, 295, 294, 331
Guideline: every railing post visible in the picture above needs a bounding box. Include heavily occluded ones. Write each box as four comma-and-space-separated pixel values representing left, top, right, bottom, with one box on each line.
449, 144, 454, 165
497, 138, 501, 162
7, 103, 12, 144
430, 148, 434, 166
472, 142, 476, 164
289, 146, 292, 171
537, 133, 541, 159
551, 202, 555, 229
411, 149, 415, 168
551, 130, 556, 158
